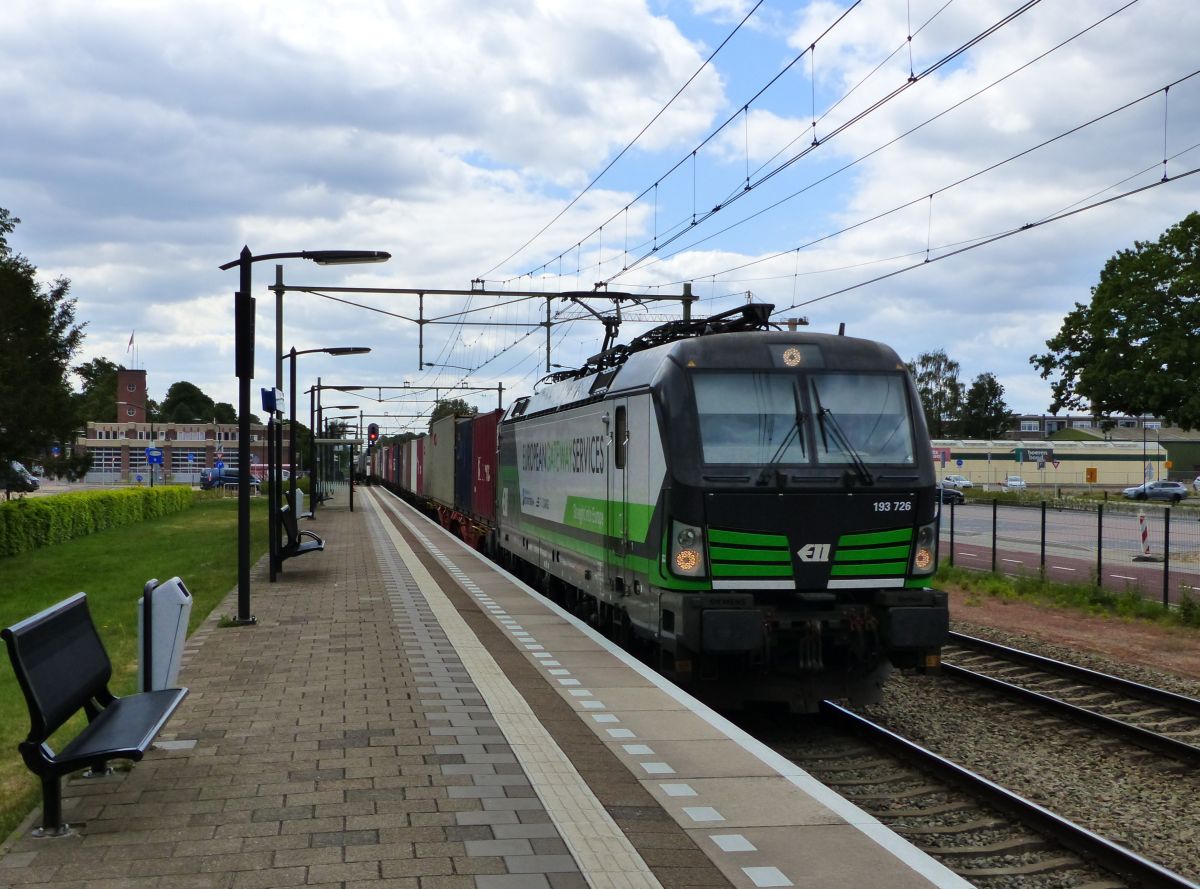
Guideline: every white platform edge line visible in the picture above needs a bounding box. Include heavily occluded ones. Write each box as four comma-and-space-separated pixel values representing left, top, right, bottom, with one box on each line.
375, 486, 973, 889
365, 490, 664, 889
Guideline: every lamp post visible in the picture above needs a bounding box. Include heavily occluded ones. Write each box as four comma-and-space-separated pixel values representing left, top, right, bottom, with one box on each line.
284, 348, 370, 515
219, 247, 389, 626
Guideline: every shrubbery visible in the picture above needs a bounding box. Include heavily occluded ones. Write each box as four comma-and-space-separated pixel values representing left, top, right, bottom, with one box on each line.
0, 486, 194, 558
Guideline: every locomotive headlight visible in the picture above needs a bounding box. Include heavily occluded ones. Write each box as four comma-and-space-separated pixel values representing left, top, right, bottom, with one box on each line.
911, 521, 936, 575
670, 521, 707, 578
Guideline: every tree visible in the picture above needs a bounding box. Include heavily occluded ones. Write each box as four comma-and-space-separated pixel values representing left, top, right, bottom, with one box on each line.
159, 381, 217, 424
75, 357, 123, 422
213, 402, 237, 424
0, 209, 86, 488
429, 398, 477, 429
1032, 212, 1200, 428
959, 373, 1011, 439
906, 350, 963, 438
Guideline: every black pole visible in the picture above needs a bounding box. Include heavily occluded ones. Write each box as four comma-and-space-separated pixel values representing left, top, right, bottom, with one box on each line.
235, 246, 256, 625
948, 501, 955, 568
1040, 500, 1046, 575
1096, 503, 1104, 590
268, 414, 277, 582
1163, 507, 1171, 609
290, 349, 298, 513
991, 498, 997, 573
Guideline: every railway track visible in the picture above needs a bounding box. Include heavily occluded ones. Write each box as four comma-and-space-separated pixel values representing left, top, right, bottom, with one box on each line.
770, 704, 1200, 889
941, 632, 1200, 764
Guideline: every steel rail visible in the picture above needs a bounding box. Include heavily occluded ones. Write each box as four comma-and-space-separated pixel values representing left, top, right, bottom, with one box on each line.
948, 631, 1200, 717
941, 663, 1200, 765
820, 700, 1200, 889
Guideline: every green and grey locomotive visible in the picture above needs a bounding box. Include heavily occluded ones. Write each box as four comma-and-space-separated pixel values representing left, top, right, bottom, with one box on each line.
494, 304, 948, 711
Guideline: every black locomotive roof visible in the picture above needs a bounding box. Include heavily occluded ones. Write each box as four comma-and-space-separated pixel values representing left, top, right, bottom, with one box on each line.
507, 304, 908, 420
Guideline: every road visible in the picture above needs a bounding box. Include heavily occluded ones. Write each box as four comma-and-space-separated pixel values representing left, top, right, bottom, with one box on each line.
938, 500, 1200, 605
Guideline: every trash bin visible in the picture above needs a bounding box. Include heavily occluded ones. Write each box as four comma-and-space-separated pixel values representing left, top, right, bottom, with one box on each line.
137, 577, 193, 692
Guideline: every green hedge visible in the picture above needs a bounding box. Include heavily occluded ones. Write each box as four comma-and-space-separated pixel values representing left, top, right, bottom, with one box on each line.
0, 486, 194, 558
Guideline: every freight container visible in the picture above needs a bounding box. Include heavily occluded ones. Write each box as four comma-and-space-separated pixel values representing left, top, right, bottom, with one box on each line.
414, 435, 425, 496
470, 410, 501, 523
454, 417, 474, 514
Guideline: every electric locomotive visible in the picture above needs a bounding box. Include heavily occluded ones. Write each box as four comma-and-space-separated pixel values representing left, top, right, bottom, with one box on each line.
494, 304, 947, 711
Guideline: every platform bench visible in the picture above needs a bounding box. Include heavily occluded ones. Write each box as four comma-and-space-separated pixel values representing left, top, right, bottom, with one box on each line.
2, 593, 188, 836
279, 499, 324, 561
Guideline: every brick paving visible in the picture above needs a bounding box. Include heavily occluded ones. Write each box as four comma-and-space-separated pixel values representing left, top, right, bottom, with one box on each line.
0, 499, 598, 889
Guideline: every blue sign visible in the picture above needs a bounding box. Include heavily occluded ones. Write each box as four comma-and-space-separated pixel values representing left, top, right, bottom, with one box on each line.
187, 453, 196, 462
51, 446, 60, 457
135, 474, 144, 483
215, 460, 225, 470
145, 447, 164, 465
955, 458, 964, 467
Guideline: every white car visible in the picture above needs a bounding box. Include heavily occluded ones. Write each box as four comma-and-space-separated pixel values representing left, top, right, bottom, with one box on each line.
942, 474, 973, 489
1002, 475, 1027, 490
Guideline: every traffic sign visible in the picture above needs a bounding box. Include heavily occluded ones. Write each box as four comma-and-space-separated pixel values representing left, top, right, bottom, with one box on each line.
215, 460, 225, 470
1051, 460, 1060, 469
145, 447, 164, 465
955, 458, 963, 467
187, 453, 195, 462
135, 474, 144, 483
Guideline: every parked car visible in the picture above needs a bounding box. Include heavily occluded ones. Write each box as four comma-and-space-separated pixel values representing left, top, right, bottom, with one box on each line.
1122, 480, 1188, 503
936, 483, 965, 505
199, 467, 261, 491
942, 474, 973, 489
1001, 475, 1027, 490
5, 461, 40, 493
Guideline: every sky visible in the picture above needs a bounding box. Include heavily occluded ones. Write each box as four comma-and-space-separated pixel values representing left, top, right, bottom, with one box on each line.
3, 0, 1198, 433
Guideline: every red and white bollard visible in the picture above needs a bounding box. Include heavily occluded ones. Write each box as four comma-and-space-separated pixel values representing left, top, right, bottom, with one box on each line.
1132, 512, 1162, 562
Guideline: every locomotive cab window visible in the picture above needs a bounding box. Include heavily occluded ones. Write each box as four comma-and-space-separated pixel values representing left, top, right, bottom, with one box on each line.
809, 372, 914, 465
692, 373, 804, 465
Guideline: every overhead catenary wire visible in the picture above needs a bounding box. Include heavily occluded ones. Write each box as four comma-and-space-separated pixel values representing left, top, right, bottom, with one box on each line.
476, 0, 766, 280
631, 64, 1196, 290
490, 0, 868, 288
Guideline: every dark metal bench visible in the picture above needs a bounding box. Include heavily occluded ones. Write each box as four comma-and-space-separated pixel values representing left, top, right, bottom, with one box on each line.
2, 593, 188, 836
279, 499, 324, 560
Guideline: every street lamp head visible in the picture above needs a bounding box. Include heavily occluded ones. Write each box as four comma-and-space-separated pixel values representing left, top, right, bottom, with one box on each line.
284, 346, 372, 359
306, 250, 391, 266
219, 249, 390, 271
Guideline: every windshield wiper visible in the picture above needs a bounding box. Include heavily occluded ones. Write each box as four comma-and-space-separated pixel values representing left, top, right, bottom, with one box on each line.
819, 408, 874, 486
756, 417, 802, 486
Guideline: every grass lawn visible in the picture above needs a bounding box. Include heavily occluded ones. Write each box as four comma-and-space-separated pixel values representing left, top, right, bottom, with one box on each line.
0, 496, 269, 841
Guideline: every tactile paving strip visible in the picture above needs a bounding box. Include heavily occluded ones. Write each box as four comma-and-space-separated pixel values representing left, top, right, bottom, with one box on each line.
365, 493, 662, 889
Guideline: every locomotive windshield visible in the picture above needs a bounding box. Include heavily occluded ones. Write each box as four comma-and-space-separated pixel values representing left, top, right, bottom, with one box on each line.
692, 370, 915, 467
693, 373, 805, 465
809, 373, 914, 465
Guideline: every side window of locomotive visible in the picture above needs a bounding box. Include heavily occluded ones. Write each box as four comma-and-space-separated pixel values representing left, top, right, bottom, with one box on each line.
692, 373, 804, 465
809, 373, 914, 465
615, 406, 627, 468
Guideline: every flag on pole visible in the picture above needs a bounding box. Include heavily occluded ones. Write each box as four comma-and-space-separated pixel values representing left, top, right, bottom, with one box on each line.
127, 330, 135, 353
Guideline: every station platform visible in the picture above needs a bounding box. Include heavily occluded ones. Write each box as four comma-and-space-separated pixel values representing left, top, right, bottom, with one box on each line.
0, 488, 970, 889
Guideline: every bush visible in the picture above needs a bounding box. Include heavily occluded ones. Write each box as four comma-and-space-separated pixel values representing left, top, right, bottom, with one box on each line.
0, 486, 194, 558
